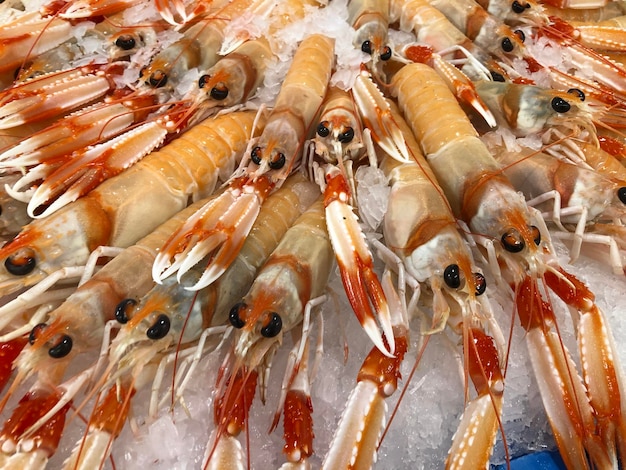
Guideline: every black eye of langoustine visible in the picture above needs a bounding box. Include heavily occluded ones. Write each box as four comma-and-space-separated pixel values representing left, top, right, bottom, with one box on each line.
251, 146, 262, 165
514, 29, 525, 43
317, 121, 330, 137
361, 40, 372, 55
618, 187, 626, 204
512, 0, 526, 13
501, 37, 514, 53
268, 152, 286, 170
210, 86, 229, 100
5, 247, 37, 276
29, 323, 47, 345
443, 264, 461, 289
261, 312, 282, 338
380, 46, 392, 61
490, 70, 505, 82
473, 273, 487, 296
115, 298, 137, 324
48, 335, 73, 358
148, 70, 168, 88
146, 314, 171, 340
229, 302, 246, 328
551, 97, 571, 113
198, 74, 210, 88
530, 225, 541, 245
567, 88, 585, 101
501, 228, 525, 253
115, 35, 136, 50
338, 127, 355, 143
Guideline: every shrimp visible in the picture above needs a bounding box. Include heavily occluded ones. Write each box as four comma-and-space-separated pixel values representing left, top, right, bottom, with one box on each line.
137, 0, 261, 93
323, 101, 503, 468
192, 36, 273, 116
0, 63, 129, 130
0, 181, 250, 468
0, 110, 262, 297
21, 101, 204, 218
311, 86, 364, 164
204, 195, 334, 468
392, 62, 626, 469
60, 172, 321, 470
388, 0, 508, 81
0, 93, 158, 168
474, 0, 549, 26
401, 44, 497, 128
473, 80, 594, 138
540, 2, 626, 22
487, 142, 626, 272
426, 0, 529, 62
534, 15, 626, 100
2, 34, 271, 217
348, 0, 392, 81
152, 33, 334, 290
309, 84, 395, 356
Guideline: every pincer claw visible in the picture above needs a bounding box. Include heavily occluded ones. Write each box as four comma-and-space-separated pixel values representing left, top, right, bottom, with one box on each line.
352, 69, 411, 165
26, 120, 171, 218
0, 66, 114, 129
324, 166, 394, 357
152, 175, 274, 290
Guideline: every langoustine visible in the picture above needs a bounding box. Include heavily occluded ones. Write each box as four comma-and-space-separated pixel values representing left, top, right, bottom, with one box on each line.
1, 0, 624, 470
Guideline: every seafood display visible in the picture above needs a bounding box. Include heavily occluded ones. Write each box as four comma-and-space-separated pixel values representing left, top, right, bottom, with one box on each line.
0, 0, 626, 468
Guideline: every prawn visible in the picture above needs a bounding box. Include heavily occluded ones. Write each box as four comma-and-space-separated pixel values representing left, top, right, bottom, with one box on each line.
392, 62, 626, 469
348, 0, 392, 81
487, 141, 626, 273
152, 33, 334, 290
0, 181, 251, 468
388, 0, 510, 81
0, 110, 262, 297
474, 0, 549, 26
204, 195, 334, 468
473, 80, 594, 137
426, 0, 529, 63
324, 101, 503, 469
61, 172, 321, 470
136, 0, 264, 93
192, 36, 273, 117
0, 63, 128, 130
309, 84, 395, 355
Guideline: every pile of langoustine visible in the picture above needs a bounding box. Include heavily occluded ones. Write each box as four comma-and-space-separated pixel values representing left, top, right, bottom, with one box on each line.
0, 0, 626, 468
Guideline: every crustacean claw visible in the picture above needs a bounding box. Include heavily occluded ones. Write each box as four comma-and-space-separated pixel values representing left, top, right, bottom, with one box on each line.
352, 69, 411, 164
152, 175, 274, 290
402, 44, 497, 129
323, 270, 408, 468
515, 274, 614, 469
26, 120, 172, 218
0, 65, 119, 129
0, 12, 73, 75
0, 370, 93, 469
446, 328, 504, 469
0, 95, 158, 167
324, 166, 394, 357
543, 268, 626, 467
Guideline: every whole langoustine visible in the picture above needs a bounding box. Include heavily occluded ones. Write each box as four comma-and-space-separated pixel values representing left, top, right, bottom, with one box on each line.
0, 110, 263, 298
